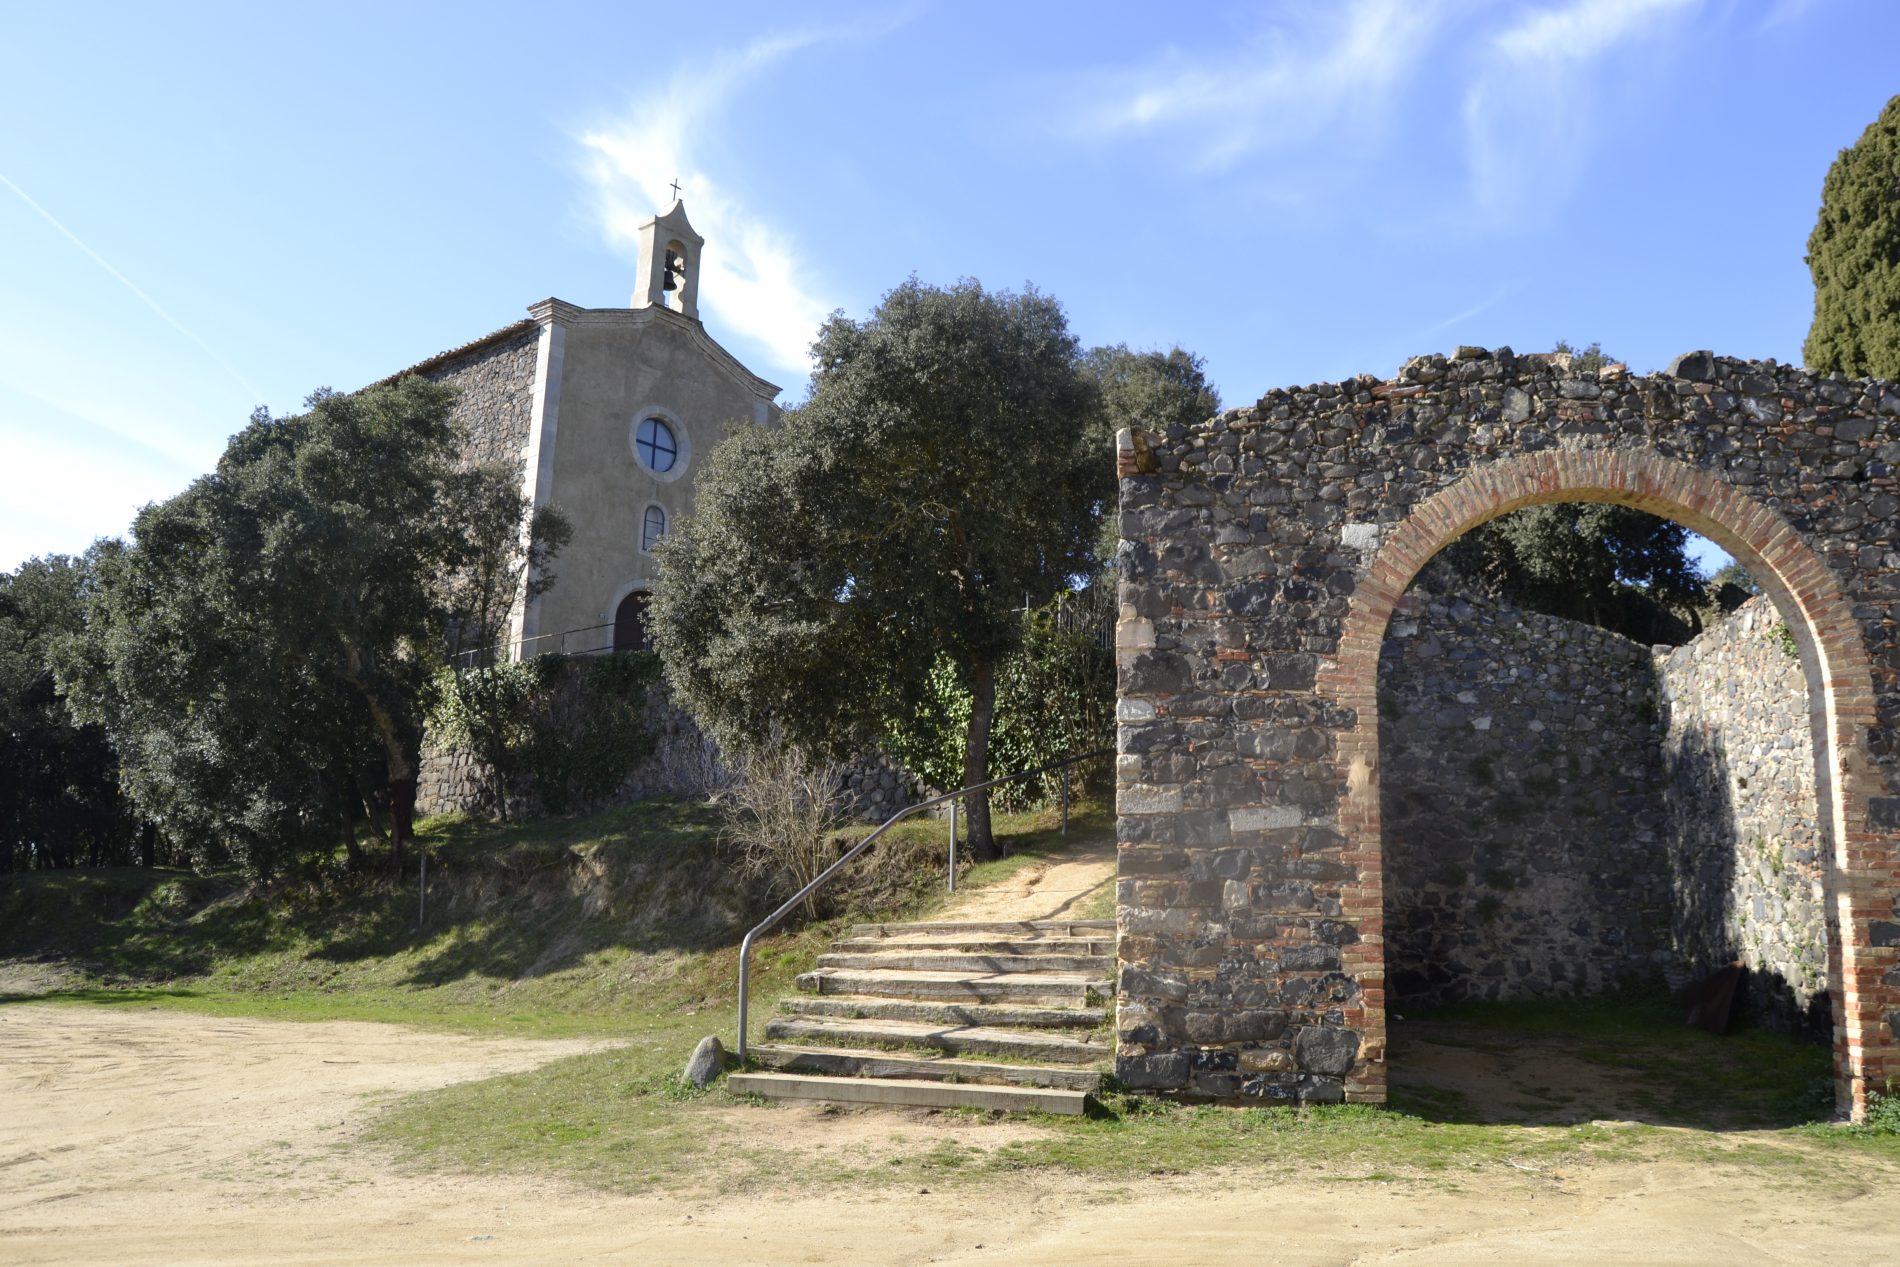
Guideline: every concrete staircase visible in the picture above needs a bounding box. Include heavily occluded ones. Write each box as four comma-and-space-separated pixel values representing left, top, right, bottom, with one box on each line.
728, 918, 1115, 1114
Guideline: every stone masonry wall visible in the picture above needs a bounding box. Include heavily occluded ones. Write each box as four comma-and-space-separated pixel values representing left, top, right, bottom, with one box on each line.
1658, 595, 1828, 1034
421, 325, 541, 474
1115, 346, 1900, 1112
418, 681, 919, 824
1380, 586, 1670, 1006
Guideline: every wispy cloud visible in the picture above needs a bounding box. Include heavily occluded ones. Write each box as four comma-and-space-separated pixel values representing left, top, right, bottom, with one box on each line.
578, 20, 912, 382
1758, 0, 1824, 31
1059, 1, 1706, 232
1462, 0, 1700, 220
1407, 286, 1518, 345
0, 170, 265, 402
1065, 0, 1447, 169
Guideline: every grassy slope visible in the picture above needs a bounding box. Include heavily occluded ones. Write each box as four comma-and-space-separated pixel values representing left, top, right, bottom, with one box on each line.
4, 798, 1894, 1196
0, 799, 1106, 1037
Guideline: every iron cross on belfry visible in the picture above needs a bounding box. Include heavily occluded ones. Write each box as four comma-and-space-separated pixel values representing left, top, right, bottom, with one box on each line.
669, 178, 682, 201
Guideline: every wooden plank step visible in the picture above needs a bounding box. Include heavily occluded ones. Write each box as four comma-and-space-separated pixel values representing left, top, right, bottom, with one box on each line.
815, 951, 1113, 975
796, 967, 1110, 1005
830, 936, 1114, 956
847, 919, 1115, 939
778, 995, 1107, 1030
749, 1044, 1102, 1091
763, 1014, 1109, 1065
729, 1071, 1089, 1115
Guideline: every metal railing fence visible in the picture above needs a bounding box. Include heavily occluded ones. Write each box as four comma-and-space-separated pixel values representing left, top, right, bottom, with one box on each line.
448, 621, 619, 671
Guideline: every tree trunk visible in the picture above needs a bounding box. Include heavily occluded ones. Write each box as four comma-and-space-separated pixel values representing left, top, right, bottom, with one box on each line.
961, 658, 999, 860
339, 789, 363, 873
139, 821, 156, 869
337, 639, 416, 873
389, 774, 417, 871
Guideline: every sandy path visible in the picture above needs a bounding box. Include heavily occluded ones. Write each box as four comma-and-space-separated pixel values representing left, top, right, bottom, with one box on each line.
943, 832, 1114, 922
4, 1001, 1899, 1263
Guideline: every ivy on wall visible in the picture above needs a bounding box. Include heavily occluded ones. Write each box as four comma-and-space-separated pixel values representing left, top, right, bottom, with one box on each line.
430, 651, 662, 817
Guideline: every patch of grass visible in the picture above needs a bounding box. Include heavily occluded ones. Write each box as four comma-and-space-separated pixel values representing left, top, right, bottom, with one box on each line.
926, 1099, 1589, 1182
369, 1042, 747, 1191
1074, 881, 1115, 922
8, 793, 1123, 1195
3, 797, 1107, 1041
370, 984, 1895, 1200
23, 797, 1896, 1197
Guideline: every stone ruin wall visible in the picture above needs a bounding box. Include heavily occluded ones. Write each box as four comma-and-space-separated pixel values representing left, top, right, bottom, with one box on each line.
1114, 346, 1900, 1112
1658, 596, 1827, 1033
1379, 585, 1827, 1033
1379, 586, 1671, 1007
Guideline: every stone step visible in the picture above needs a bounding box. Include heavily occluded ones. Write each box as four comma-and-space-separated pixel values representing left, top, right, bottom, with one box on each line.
763, 1014, 1110, 1065
846, 919, 1116, 939
778, 995, 1107, 1030
829, 936, 1115, 957
796, 967, 1110, 1006
729, 1071, 1089, 1115
815, 951, 1114, 975
749, 1044, 1102, 1091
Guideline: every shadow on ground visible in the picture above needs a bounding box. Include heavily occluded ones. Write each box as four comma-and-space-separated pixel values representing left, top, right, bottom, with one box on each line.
1386, 992, 1836, 1131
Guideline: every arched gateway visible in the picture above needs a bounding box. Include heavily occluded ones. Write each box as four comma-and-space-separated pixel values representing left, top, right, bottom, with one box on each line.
1113, 348, 1900, 1119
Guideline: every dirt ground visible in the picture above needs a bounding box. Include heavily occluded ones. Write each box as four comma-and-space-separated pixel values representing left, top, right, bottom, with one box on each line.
6, 850, 1898, 1264
4, 1001, 1898, 1266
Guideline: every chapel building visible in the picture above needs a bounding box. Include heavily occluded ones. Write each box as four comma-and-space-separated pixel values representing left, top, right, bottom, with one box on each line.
371, 200, 781, 658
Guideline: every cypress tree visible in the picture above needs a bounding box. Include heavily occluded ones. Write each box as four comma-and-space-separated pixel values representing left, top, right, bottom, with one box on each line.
1805, 95, 1900, 379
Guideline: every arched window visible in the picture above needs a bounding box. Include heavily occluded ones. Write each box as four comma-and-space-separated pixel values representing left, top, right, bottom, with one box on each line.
642, 504, 667, 552
636, 417, 678, 473
613, 590, 651, 653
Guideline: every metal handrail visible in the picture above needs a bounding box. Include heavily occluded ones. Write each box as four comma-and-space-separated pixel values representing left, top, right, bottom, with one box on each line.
449, 621, 619, 670
734, 747, 1113, 1061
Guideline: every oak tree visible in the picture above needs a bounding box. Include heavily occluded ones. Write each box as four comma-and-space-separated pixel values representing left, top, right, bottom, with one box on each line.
652, 279, 1107, 858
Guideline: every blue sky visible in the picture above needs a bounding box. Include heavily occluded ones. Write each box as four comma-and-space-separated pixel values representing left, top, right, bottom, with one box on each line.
1, 0, 1892, 574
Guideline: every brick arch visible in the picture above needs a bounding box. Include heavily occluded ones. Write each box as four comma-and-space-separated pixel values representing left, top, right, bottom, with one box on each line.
1322, 448, 1888, 1117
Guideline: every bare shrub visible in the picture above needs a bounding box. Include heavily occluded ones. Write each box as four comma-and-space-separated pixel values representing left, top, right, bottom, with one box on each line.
719, 741, 850, 920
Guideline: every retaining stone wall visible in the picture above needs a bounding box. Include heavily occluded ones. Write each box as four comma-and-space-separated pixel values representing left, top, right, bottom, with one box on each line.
1115, 346, 1900, 1112
1658, 596, 1828, 1034
1379, 586, 1670, 1006
417, 681, 919, 824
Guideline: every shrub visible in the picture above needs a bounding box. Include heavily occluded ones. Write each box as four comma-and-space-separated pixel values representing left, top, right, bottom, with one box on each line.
885, 590, 1113, 809
430, 651, 662, 818
717, 740, 850, 920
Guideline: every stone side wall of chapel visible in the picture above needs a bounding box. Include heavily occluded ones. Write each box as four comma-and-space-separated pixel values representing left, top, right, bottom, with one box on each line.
418, 324, 541, 474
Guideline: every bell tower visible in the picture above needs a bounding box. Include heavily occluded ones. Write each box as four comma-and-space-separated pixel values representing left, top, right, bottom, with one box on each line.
632, 199, 704, 321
